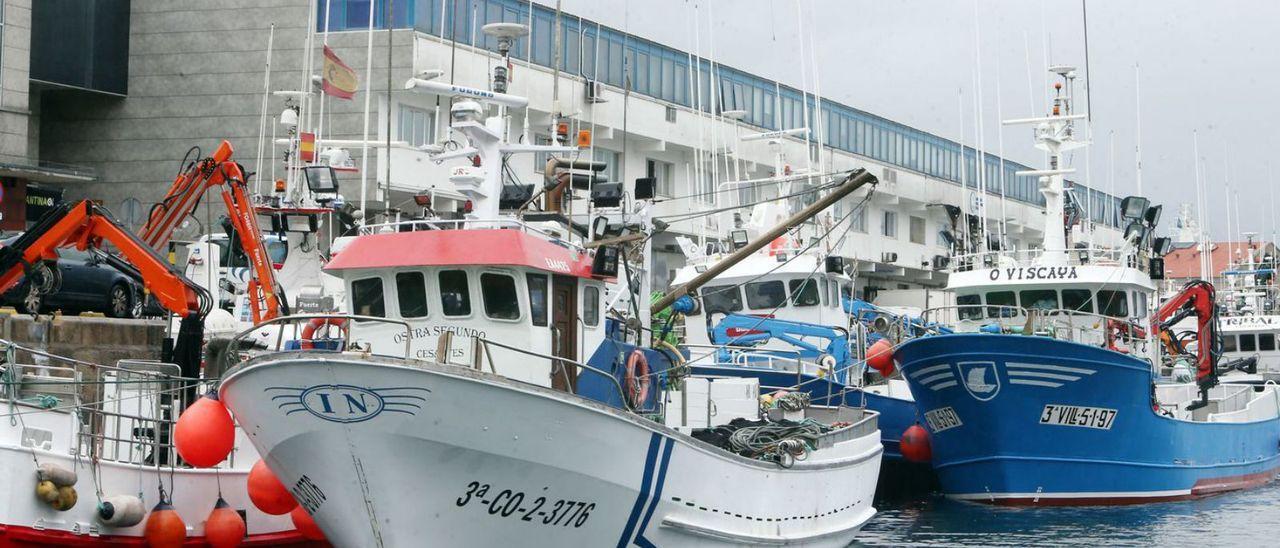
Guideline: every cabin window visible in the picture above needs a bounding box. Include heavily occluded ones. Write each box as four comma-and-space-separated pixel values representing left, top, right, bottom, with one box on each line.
439, 270, 472, 316
986, 291, 1017, 318
583, 286, 600, 326
395, 272, 429, 318
1222, 335, 1238, 352
1240, 333, 1257, 352
351, 277, 386, 317
1097, 290, 1129, 317
789, 279, 821, 307
1261, 333, 1276, 352
819, 278, 829, 306
527, 273, 548, 326
480, 273, 521, 320
745, 281, 787, 310
957, 294, 983, 320
1134, 292, 1148, 317
701, 285, 743, 314
1019, 290, 1059, 311
1062, 289, 1094, 313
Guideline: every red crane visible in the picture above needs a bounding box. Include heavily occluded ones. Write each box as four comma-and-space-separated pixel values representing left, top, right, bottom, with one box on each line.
1151, 280, 1220, 404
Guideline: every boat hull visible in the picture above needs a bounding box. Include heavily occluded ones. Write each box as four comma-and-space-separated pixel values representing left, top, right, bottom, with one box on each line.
220, 353, 882, 547
896, 334, 1280, 505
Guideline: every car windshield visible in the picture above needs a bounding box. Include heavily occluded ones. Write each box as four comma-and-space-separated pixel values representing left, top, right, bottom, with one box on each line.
213, 237, 288, 268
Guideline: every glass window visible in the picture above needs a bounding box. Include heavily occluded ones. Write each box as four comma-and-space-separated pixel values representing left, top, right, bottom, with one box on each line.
957, 294, 983, 321
1240, 333, 1257, 352
1223, 335, 1238, 353
986, 291, 1017, 318
789, 279, 821, 307
1097, 290, 1128, 317
819, 278, 829, 306
1134, 292, 1148, 317
527, 273, 548, 326
480, 273, 520, 320
439, 270, 472, 316
351, 277, 385, 317
583, 286, 600, 326
398, 104, 435, 147
882, 211, 898, 238
909, 216, 926, 244
1062, 289, 1094, 313
1261, 333, 1277, 352
395, 271, 428, 318
1020, 290, 1059, 311
744, 281, 787, 310
647, 158, 674, 197
701, 285, 743, 314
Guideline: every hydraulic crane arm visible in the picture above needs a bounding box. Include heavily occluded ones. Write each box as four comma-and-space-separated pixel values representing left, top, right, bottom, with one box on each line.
1151, 280, 1219, 394
140, 140, 282, 322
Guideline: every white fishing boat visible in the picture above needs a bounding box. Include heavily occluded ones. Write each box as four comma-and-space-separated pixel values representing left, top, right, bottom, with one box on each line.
217, 28, 883, 546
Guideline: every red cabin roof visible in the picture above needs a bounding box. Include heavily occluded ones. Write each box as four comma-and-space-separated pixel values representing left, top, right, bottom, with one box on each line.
325, 229, 599, 278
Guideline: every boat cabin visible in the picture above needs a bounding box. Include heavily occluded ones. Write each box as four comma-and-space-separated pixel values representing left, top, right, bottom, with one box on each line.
324, 224, 611, 390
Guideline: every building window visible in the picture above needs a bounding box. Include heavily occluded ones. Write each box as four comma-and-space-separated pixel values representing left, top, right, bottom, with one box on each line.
398, 104, 435, 147
594, 148, 622, 181
882, 211, 898, 239
647, 159, 674, 197
351, 277, 385, 317
395, 271, 428, 318
909, 216, 926, 244
439, 270, 472, 317
851, 206, 867, 233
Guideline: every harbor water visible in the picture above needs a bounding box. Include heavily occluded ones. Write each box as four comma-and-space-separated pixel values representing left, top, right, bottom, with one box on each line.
855, 480, 1280, 546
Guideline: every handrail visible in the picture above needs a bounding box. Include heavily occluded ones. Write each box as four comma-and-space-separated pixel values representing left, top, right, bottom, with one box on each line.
477, 336, 633, 412
226, 314, 415, 369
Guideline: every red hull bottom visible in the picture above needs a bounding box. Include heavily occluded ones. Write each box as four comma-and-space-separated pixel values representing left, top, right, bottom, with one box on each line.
960, 467, 1280, 507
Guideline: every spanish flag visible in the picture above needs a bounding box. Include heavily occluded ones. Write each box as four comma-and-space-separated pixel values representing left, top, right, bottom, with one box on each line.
322, 46, 357, 100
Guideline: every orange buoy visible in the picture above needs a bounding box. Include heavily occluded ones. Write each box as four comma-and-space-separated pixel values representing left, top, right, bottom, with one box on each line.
204, 497, 246, 548
143, 501, 187, 548
900, 423, 932, 463
247, 460, 297, 515
174, 391, 235, 468
867, 339, 895, 377
290, 505, 325, 541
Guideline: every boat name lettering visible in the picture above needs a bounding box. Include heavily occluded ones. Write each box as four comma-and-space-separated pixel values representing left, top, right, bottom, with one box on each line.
455, 480, 596, 528
924, 406, 963, 433
266, 384, 430, 423
987, 266, 1078, 281
292, 474, 327, 514
393, 325, 489, 343
544, 258, 571, 272
1039, 404, 1117, 430
1222, 316, 1280, 327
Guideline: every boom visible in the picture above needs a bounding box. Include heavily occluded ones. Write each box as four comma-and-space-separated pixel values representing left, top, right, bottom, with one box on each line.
141, 140, 283, 322
1151, 280, 1219, 397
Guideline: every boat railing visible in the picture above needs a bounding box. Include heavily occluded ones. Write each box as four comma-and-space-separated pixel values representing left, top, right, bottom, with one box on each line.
357, 218, 588, 253
949, 246, 1141, 272
474, 336, 633, 412
225, 314, 415, 369
922, 305, 1149, 350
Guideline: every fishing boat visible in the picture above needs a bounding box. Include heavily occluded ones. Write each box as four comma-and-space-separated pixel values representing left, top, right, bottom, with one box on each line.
216, 29, 884, 546
894, 66, 1280, 505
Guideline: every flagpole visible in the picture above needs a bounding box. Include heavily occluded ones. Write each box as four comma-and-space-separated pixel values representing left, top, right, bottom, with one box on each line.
317, 0, 332, 149
358, 0, 377, 216
255, 23, 275, 196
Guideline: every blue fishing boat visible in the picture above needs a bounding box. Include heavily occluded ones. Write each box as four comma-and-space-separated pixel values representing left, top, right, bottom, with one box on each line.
895, 66, 1280, 505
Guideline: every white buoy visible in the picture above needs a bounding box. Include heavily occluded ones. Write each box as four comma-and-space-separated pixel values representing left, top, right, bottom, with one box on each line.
97, 494, 146, 527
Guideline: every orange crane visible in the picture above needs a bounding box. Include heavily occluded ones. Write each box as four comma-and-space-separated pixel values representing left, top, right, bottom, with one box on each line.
140, 140, 282, 323
0, 200, 211, 376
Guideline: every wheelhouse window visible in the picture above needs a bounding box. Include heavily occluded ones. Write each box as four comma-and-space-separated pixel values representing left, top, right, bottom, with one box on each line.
527, 273, 548, 326
1223, 335, 1238, 352
1019, 290, 1059, 311
439, 270, 472, 317
1261, 333, 1277, 352
1097, 290, 1128, 317
819, 278, 830, 306
351, 277, 385, 317
1062, 289, 1094, 313
480, 273, 520, 320
957, 294, 982, 321
1240, 333, 1257, 352
789, 279, 821, 307
744, 281, 787, 310
395, 272, 428, 318
583, 286, 600, 326
701, 285, 743, 314
986, 291, 1017, 318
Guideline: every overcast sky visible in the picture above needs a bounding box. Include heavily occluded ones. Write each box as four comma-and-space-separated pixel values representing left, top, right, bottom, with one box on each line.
534, 0, 1280, 242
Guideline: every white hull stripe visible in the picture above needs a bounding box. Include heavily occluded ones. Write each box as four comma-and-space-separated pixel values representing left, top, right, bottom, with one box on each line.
910, 363, 952, 379
1008, 370, 1082, 381
920, 371, 954, 385
1010, 379, 1064, 388
1006, 362, 1096, 376
932, 380, 958, 390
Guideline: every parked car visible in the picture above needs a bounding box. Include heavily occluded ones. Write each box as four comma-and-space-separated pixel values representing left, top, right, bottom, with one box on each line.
0, 241, 144, 318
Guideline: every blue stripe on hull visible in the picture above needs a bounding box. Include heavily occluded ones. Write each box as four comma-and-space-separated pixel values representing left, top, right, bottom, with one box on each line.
896, 333, 1280, 503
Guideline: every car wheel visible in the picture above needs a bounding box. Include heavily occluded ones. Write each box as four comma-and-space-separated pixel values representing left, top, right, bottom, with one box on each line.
108, 283, 133, 318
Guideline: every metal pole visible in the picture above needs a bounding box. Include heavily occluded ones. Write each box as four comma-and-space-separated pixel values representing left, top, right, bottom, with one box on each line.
650, 168, 877, 315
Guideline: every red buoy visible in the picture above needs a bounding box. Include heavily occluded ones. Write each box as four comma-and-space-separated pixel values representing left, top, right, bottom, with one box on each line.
247, 460, 297, 515
174, 391, 235, 468
867, 339, 895, 377
290, 505, 326, 541
143, 501, 187, 548
900, 423, 932, 463
204, 497, 246, 548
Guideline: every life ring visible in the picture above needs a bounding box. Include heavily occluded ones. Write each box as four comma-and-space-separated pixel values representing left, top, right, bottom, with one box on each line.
624, 349, 650, 408
300, 317, 347, 350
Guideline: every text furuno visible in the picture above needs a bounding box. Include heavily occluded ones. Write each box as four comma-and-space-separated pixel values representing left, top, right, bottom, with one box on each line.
988, 266, 1079, 281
